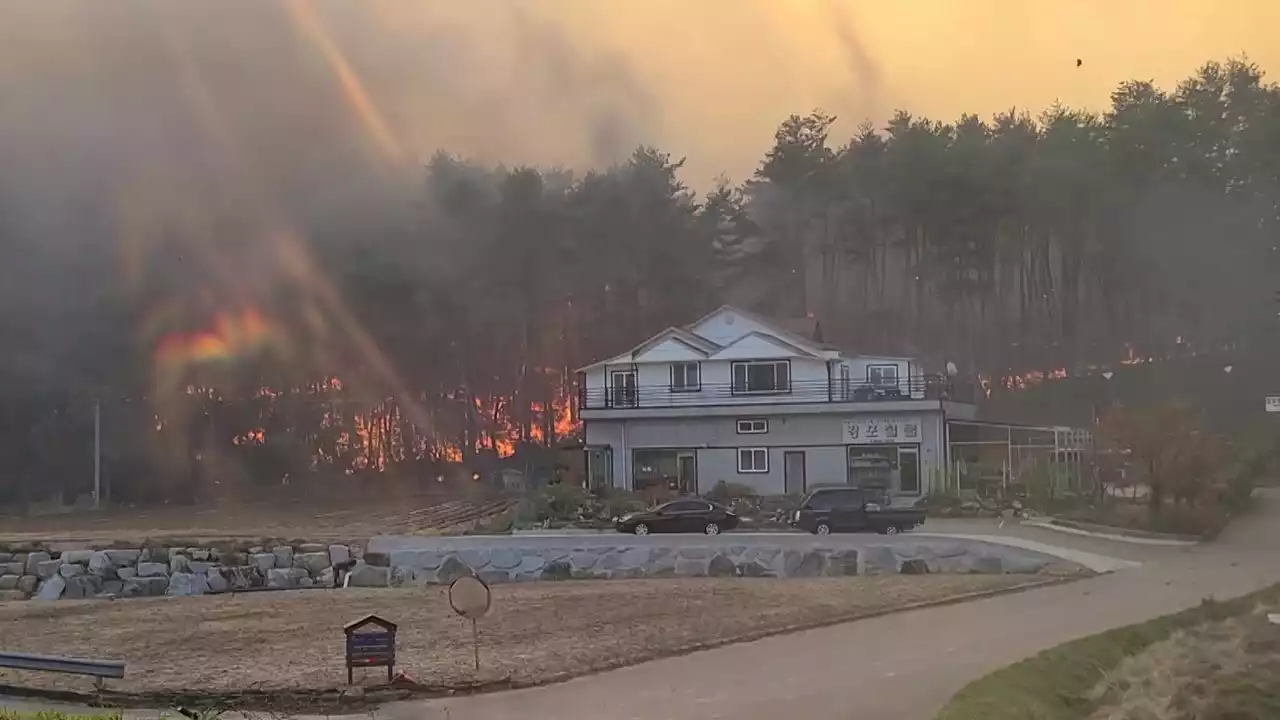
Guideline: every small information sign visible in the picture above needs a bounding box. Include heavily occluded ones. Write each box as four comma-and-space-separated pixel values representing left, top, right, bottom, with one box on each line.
343, 614, 397, 684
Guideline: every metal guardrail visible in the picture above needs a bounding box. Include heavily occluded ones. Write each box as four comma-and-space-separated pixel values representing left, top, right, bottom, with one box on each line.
0, 651, 125, 680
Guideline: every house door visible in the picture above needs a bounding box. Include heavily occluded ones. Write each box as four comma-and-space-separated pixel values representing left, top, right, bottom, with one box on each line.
586, 446, 613, 490
899, 446, 921, 495
784, 451, 806, 495
677, 453, 697, 494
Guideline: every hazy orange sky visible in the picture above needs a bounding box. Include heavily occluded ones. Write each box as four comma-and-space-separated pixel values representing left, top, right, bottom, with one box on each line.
397, 0, 1280, 186
3, 0, 1277, 197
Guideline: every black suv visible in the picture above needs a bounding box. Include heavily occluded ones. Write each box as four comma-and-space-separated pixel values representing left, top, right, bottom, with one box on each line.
789, 487, 926, 535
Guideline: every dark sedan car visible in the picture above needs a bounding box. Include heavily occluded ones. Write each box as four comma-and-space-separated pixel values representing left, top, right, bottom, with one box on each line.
614, 499, 740, 535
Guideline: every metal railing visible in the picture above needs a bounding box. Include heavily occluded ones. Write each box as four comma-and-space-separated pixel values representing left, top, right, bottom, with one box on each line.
579, 375, 976, 410
0, 650, 126, 683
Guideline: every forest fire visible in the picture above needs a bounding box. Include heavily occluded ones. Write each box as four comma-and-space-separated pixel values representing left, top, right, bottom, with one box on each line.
154, 308, 284, 374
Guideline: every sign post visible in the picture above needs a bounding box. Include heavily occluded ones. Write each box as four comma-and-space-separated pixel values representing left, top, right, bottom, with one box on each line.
448, 575, 492, 672
1266, 396, 1280, 413
343, 614, 397, 685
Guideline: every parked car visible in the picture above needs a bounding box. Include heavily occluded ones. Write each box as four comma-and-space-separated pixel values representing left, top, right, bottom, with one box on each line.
614, 499, 740, 535
789, 487, 926, 535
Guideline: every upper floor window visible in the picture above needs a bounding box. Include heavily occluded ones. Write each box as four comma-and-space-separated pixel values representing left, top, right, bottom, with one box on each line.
732, 360, 790, 394
611, 370, 638, 407
670, 362, 700, 392
868, 364, 899, 387
737, 418, 768, 434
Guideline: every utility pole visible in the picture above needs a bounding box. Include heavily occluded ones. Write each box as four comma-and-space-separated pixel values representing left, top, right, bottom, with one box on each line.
93, 398, 101, 510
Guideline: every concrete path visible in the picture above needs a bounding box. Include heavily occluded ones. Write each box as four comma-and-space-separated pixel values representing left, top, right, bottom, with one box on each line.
380, 492, 1280, 720
5, 495, 1278, 720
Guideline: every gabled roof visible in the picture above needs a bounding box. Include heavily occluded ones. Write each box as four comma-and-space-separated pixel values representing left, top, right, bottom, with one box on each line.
575, 325, 721, 372
710, 330, 822, 359
686, 304, 831, 358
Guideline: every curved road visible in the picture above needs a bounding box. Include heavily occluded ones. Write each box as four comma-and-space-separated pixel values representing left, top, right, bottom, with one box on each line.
392, 493, 1280, 720
4, 496, 1279, 720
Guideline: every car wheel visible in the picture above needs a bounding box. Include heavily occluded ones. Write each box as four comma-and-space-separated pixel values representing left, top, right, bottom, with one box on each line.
634, 523, 650, 536
704, 522, 721, 536
814, 521, 832, 536
883, 524, 900, 535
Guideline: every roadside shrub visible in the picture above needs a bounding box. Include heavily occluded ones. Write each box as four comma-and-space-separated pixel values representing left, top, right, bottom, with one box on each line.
706, 480, 758, 503
529, 483, 592, 522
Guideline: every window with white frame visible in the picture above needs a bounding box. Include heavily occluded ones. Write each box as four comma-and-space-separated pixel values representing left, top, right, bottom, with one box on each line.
738, 447, 769, 473
736, 418, 768, 434
670, 362, 700, 392
610, 370, 638, 407
731, 360, 791, 394
868, 364, 899, 387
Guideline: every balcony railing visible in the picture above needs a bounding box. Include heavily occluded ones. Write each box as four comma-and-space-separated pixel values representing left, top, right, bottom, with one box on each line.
578, 375, 977, 410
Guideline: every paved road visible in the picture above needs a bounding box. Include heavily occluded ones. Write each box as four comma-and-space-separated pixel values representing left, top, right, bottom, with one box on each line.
382, 493, 1280, 720
4, 501, 1276, 720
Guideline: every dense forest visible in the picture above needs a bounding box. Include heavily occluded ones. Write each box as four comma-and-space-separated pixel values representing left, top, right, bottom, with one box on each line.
1, 56, 1278, 506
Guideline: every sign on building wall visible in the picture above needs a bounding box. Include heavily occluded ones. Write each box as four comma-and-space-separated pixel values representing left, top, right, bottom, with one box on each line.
842, 417, 922, 444
1266, 396, 1280, 413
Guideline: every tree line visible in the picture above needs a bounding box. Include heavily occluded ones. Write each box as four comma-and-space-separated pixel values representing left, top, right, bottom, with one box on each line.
1, 57, 1278, 506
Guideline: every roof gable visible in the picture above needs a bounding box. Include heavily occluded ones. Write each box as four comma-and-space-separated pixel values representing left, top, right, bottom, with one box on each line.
687, 305, 828, 356
709, 331, 821, 360
576, 326, 720, 372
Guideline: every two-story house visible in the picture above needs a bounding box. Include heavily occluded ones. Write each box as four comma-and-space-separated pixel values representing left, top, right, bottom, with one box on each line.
577, 305, 980, 497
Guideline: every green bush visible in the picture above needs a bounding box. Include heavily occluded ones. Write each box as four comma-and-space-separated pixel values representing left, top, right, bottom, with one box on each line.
529, 483, 593, 522
706, 480, 758, 503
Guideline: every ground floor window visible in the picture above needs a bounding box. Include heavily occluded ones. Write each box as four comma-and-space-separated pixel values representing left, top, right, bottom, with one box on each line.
586, 446, 613, 490
847, 444, 921, 495
632, 449, 697, 494
738, 447, 768, 473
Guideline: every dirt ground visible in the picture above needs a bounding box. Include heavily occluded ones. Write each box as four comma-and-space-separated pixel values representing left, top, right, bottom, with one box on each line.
0, 576, 1042, 703
0, 494, 507, 545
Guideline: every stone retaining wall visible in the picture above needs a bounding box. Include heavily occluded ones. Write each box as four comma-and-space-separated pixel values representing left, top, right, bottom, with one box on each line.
379, 539, 1078, 586
0, 542, 389, 601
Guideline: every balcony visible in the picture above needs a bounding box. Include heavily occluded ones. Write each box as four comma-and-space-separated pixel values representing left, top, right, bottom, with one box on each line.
578, 375, 977, 410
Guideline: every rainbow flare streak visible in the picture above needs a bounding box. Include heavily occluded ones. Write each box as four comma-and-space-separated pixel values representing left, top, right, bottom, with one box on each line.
154, 308, 281, 372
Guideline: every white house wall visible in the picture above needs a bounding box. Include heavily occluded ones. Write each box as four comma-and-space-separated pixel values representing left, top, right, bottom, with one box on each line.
585, 412, 946, 495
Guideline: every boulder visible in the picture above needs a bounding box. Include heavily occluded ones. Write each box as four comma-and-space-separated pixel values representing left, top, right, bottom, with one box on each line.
60, 549, 94, 564
294, 552, 331, 575
674, 559, 707, 576
973, 556, 1004, 574
136, 562, 168, 577
736, 561, 771, 577
0, 552, 10, 563
104, 549, 142, 566
435, 556, 473, 584
25, 552, 52, 575
117, 567, 137, 581
98, 580, 124, 596
364, 551, 390, 568
0, 562, 22, 576
271, 546, 294, 569
899, 559, 930, 575
167, 572, 209, 596
707, 554, 737, 577
58, 564, 85, 578
188, 548, 212, 561
169, 554, 191, 574
539, 560, 572, 581
215, 566, 259, 591
206, 571, 229, 593
251, 553, 277, 573
298, 543, 326, 554
488, 549, 522, 570
0, 575, 19, 590
792, 551, 827, 578
35, 560, 61, 580
829, 550, 859, 576
329, 544, 351, 567
267, 568, 295, 589
63, 576, 99, 599
17, 575, 38, 594
88, 551, 115, 576
298, 577, 314, 587
348, 563, 390, 587
35, 575, 66, 600
187, 561, 214, 575
123, 576, 169, 597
